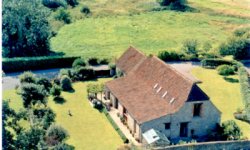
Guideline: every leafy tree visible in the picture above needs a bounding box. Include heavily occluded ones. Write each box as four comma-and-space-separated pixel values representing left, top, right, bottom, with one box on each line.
66, 0, 78, 7
158, 0, 187, 10
19, 71, 36, 84
50, 85, 62, 98
33, 108, 56, 129
20, 83, 47, 108
81, 6, 91, 15
72, 58, 86, 68
37, 77, 52, 93
59, 69, 72, 78
42, 0, 67, 9
182, 39, 199, 56
54, 8, 71, 24
221, 120, 242, 140
46, 124, 69, 146
15, 127, 46, 150
52, 143, 75, 150
60, 75, 73, 91
72, 67, 95, 81
3, 0, 51, 57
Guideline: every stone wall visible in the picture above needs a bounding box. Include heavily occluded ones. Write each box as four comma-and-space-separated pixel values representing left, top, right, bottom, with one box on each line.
140, 100, 221, 141
154, 140, 250, 150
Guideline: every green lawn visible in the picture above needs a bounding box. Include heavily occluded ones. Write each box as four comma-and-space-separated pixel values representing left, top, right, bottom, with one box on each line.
3, 78, 123, 150
50, 0, 250, 59
192, 67, 250, 139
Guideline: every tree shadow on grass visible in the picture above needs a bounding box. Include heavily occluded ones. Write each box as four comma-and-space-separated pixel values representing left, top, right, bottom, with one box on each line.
64, 89, 75, 93
53, 96, 66, 104
223, 77, 239, 83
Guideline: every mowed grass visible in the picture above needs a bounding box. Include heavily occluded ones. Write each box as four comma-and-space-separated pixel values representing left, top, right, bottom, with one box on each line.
192, 67, 250, 138
51, 10, 249, 58
3, 78, 123, 150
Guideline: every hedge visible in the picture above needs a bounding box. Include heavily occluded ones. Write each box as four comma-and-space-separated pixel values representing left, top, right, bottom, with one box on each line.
201, 58, 234, 68
102, 108, 128, 143
3, 56, 80, 73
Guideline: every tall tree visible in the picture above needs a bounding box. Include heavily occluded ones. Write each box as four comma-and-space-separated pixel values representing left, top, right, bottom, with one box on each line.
2, 0, 51, 57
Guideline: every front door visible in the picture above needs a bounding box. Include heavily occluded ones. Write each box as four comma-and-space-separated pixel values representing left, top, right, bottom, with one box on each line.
180, 122, 188, 137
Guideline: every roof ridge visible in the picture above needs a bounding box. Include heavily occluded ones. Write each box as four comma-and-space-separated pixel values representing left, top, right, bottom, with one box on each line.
151, 56, 195, 84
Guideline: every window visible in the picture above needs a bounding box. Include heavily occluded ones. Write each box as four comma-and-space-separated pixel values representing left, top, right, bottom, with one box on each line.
193, 103, 202, 117
164, 123, 171, 130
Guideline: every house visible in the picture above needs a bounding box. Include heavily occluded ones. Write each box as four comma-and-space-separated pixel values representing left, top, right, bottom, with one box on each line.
105, 46, 221, 142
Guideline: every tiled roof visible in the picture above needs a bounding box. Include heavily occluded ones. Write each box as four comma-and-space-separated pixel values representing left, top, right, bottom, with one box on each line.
106, 47, 209, 124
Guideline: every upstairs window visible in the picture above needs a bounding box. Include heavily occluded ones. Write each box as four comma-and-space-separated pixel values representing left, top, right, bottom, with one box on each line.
164, 123, 171, 130
193, 103, 202, 117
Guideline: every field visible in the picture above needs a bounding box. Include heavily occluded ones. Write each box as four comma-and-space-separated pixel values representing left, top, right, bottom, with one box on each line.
3, 78, 123, 150
50, 0, 250, 59
192, 67, 250, 138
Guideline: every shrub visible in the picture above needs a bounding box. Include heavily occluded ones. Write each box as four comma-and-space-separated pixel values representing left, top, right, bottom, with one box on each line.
158, 51, 183, 61
201, 58, 233, 69
98, 58, 110, 64
65, 0, 78, 7
81, 6, 91, 15
42, 0, 67, 9
233, 28, 250, 37
60, 75, 72, 91
19, 71, 36, 84
217, 65, 235, 76
158, 0, 187, 10
46, 124, 69, 146
54, 8, 71, 24
221, 120, 242, 140
72, 67, 95, 81
92, 99, 103, 110
59, 69, 72, 78
50, 85, 62, 98
88, 57, 99, 65
182, 39, 199, 56
37, 77, 52, 93
3, 56, 79, 73
72, 58, 86, 68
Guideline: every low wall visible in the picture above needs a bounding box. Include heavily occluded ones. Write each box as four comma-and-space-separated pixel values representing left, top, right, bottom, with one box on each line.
154, 140, 250, 150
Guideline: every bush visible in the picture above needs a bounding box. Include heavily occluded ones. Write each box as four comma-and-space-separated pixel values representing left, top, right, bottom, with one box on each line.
37, 77, 52, 93
65, 0, 78, 7
217, 65, 235, 76
88, 57, 99, 65
158, 0, 187, 11
3, 56, 79, 73
50, 85, 62, 98
60, 75, 72, 91
182, 39, 199, 56
72, 67, 95, 81
221, 120, 242, 140
72, 58, 86, 68
81, 6, 91, 15
19, 71, 36, 84
42, 0, 67, 9
46, 124, 69, 146
98, 58, 110, 64
59, 69, 72, 78
54, 8, 71, 24
201, 58, 233, 69
92, 99, 103, 110
158, 51, 183, 61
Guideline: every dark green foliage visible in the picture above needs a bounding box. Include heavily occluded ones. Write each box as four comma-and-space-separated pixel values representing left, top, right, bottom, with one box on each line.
3, 56, 79, 73
157, 0, 187, 11
50, 85, 62, 97
98, 58, 110, 64
182, 39, 199, 56
15, 127, 46, 150
66, 0, 78, 7
81, 6, 91, 15
60, 75, 73, 91
3, 0, 51, 57
88, 57, 99, 65
20, 83, 47, 108
72, 58, 86, 68
221, 120, 242, 140
19, 71, 36, 84
42, 0, 67, 9
201, 58, 233, 69
59, 69, 72, 78
219, 37, 249, 60
233, 28, 250, 37
55, 8, 71, 24
52, 143, 75, 150
72, 67, 95, 81
158, 51, 183, 61
37, 77, 52, 93
217, 65, 235, 76
46, 124, 69, 146
102, 108, 128, 143
33, 108, 56, 129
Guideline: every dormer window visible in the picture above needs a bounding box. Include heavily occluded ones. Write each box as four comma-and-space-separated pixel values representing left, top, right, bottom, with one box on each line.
193, 103, 202, 117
